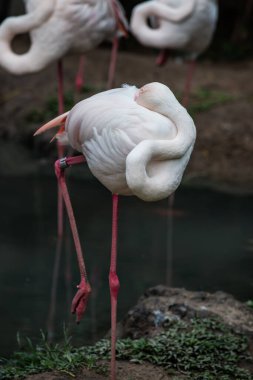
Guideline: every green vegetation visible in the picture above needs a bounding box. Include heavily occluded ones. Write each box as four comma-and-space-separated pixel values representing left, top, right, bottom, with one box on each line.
246, 300, 253, 309
25, 85, 103, 125
1, 318, 252, 380
24, 86, 237, 126
189, 88, 236, 116
25, 92, 76, 124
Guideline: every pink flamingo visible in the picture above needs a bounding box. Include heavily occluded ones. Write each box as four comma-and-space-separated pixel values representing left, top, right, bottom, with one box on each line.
0, 0, 128, 236
34, 82, 196, 380
130, 0, 218, 107
0, 0, 128, 89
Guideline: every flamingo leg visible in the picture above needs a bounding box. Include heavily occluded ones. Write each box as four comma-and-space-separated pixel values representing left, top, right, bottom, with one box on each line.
182, 59, 196, 108
57, 60, 65, 238
75, 55, 85, 93
156, 49, 170, 66
55, 156, 91, 323
107, 36, 119, 90
109, 193, 120, 380
166, 193, 174, 286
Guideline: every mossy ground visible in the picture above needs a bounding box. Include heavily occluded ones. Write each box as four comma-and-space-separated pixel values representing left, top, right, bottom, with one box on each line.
1, 318, 252, 380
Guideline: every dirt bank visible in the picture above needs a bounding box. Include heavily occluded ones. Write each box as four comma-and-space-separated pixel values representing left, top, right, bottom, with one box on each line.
17, 286, 253, 380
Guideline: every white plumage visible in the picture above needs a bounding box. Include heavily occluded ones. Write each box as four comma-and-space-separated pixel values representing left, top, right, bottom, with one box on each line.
130, 0, 218, 58
0, 0, 127, 75
35, 82, 196, 201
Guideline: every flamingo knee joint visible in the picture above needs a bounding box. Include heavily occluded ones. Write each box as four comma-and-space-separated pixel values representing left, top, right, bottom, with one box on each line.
109, 271, 120, 299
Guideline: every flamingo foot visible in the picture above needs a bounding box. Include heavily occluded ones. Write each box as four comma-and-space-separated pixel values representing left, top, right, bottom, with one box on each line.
71, 278, 91, 323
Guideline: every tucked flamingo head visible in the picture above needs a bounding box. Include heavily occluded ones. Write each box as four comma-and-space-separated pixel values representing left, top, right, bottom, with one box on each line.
134, 82, 178, 117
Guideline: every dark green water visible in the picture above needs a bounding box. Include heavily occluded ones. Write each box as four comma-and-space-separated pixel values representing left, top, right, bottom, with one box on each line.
0, 177, 253, 356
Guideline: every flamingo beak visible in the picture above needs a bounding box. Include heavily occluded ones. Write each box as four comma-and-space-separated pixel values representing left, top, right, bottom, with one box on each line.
49, 125, 65, 143
33, 112, 69, 142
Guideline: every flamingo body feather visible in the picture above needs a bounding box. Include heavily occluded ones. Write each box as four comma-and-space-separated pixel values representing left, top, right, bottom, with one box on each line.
36, 82, 196, 201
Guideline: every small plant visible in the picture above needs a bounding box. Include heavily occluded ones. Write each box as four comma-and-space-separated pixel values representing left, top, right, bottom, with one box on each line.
189, 88, 236, 116
25, 92, 76, 124
25, 85, 105, 125
0, 319, 252, 380
246, 300, 253, 309
0, 327, 104, 379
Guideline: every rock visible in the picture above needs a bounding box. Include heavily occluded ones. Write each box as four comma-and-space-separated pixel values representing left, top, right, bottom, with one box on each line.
118, 285, 253, 339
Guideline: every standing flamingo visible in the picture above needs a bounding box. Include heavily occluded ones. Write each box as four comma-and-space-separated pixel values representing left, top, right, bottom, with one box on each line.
0, 0, 128, 87
130, 0, 218, 265
130, 0, 218, 106
34, 82, 196, 380
0, 0, 128, 236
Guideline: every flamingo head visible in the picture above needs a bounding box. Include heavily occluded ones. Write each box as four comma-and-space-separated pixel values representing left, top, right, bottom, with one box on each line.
134, 82, 171, 111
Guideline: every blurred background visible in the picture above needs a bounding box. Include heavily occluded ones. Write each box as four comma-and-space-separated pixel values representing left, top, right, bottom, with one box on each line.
0, 0, 253, 359
1, 0, 253, 59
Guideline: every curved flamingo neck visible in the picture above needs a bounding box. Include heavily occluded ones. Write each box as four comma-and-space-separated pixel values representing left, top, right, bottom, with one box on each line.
126, 84, 196, 201
130, 0, 196, 48
0, 1, 56, 74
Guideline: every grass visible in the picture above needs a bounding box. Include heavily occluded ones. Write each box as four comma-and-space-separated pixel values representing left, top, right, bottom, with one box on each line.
26, 85, 237, 123
25, 92, 76, 124
24, 86, 236, 127
188, 88, 236, 116
0, 318, 252, 380
24, 84, 104, 125
246, 300, 253, 309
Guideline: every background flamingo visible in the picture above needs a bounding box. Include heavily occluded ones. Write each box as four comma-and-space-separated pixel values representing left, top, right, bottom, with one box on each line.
130, 0, 218, 107
0, 0, 128, 236
35, 81, 196, 380
130, 0, 218, 262
0, 0, 128, 88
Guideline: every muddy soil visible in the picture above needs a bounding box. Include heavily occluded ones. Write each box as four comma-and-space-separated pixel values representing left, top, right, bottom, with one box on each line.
0, 44, 253, 193
25, 362, 172, 380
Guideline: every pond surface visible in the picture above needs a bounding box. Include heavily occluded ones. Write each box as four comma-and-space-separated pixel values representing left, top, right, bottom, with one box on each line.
0, 176, 253, 356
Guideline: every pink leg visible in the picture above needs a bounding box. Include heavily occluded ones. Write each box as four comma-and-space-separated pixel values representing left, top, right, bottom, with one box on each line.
109, 194, 120, 380
57, 60, 65, 145
57, 60, 65, 238
182, 60, 196, 108
166, 193, 174, 286
75, 55, 85, 93
55, 156, 91, 323
107, 36, 119, 90
156, 49, 169, 67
